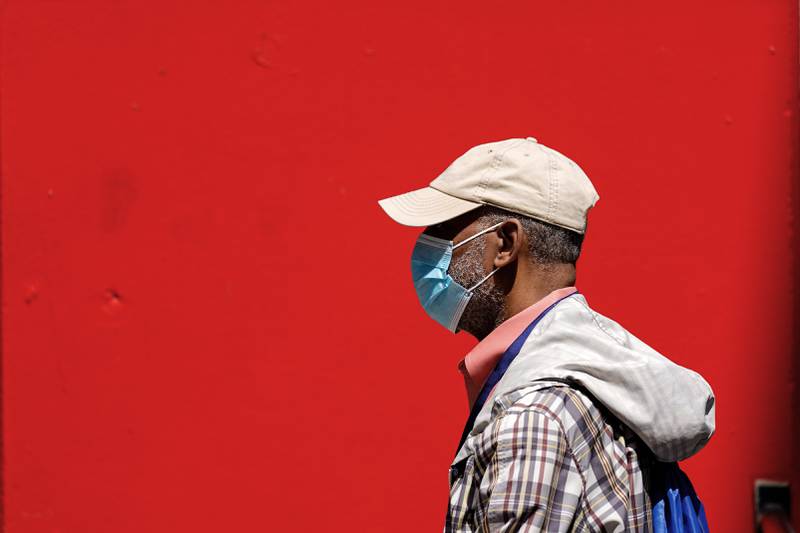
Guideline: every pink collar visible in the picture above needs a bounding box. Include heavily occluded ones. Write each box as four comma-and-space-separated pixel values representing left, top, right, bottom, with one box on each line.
457, 286, 578, 409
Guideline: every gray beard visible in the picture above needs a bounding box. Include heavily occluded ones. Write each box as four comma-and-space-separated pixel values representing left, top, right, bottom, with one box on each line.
448, 237, 507, 339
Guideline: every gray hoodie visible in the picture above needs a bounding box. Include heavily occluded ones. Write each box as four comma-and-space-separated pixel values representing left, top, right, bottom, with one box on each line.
453, 291, 716, 465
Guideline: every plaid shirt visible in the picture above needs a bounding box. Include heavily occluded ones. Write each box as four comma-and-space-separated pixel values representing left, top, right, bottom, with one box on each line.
445, 380, 654, 532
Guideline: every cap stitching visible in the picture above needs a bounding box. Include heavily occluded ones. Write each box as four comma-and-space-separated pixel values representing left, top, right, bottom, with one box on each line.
473, 152, 499, 202
550, 150, 559, 222
396, 190, 479, 216
473, 139, 526, 203
538, 145, 553, 224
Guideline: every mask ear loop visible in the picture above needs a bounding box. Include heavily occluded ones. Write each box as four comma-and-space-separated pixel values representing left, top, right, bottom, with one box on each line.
452, 220, 505, 250
467, 265, 501, 292
451, 220, 506, 292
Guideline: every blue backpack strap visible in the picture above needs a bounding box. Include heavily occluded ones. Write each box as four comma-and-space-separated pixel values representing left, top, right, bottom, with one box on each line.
650, 461, 710, 533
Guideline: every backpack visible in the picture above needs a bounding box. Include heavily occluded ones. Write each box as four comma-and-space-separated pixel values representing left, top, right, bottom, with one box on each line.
649, 461, 710, 532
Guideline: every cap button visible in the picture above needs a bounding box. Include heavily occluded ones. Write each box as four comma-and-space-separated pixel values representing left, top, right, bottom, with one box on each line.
526, 136, 538, 143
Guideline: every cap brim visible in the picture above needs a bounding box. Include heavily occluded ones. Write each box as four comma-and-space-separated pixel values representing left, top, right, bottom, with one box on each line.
377, 186, 483, 227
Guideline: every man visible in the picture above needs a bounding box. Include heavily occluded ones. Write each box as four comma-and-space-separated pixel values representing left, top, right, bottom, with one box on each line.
377, 137, 715, 532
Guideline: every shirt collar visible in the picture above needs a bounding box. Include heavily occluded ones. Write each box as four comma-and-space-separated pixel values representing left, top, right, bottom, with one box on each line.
457, 286, 579, 409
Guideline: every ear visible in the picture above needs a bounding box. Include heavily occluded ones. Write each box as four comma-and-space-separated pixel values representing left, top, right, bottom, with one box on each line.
492, 219, 524, 269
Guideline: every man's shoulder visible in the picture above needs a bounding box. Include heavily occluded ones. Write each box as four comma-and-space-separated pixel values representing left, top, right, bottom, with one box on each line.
494, 380, 599, 424
491, 381, 643, 462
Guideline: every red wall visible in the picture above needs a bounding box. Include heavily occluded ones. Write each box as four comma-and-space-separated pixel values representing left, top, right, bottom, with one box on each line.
2, 1, 797, 531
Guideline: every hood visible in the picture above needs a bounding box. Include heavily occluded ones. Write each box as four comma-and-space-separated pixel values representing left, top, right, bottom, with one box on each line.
458, 292, 715, 463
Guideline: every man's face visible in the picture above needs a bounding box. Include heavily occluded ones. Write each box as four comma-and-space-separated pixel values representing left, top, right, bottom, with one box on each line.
423, 210, 507, 339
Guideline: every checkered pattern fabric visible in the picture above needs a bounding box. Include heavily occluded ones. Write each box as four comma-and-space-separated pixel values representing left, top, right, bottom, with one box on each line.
445, 381, 654, 532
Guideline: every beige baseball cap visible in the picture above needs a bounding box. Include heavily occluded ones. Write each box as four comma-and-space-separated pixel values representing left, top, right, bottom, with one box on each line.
377, 137, 600, 234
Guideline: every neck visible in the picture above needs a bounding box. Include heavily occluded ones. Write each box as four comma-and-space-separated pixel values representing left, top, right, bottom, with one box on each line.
500, 263, 575, 324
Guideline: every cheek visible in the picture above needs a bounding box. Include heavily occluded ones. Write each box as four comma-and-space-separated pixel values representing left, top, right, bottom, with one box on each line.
449, 245, 485, 278
487, 243, 505, 269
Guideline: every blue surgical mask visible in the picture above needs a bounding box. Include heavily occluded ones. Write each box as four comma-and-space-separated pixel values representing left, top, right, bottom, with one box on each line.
410, 221, 504, 333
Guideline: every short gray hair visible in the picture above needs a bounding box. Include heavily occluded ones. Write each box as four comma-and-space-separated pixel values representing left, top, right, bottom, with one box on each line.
477, 205, 585, 265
